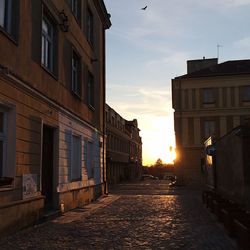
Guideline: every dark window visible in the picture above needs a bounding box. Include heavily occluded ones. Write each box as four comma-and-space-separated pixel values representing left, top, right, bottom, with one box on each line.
0, 110, 6, 178
0, 0, 19, 40
192, 89, 196, 109
70, 0, 80, 22
241, 86, 250, 102
204, 120, 216, 139
0, 106, 15, 186
231, 87, 235, 106
87, 72, 94, 108
71, 50, 81, 96
41, 13, 55, 73
203, 88, 215, 104
86, 8, 93, 45
0, 0, 12, 33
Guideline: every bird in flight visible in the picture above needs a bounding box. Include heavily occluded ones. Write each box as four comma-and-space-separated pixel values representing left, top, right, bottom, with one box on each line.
141, 6, 147, 10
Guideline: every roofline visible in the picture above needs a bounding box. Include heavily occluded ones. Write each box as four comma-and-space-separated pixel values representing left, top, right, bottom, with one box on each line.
174, 71, 250, 80
94, 0, 112, 29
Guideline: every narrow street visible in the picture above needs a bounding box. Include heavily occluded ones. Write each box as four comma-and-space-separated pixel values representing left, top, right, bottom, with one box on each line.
0, 181, 237, 250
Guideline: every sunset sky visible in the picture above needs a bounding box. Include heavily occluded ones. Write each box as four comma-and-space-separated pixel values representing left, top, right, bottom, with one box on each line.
104, 0, 250, 165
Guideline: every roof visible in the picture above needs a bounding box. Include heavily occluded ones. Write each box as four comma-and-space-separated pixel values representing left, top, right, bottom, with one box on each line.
175, 59, 250, 79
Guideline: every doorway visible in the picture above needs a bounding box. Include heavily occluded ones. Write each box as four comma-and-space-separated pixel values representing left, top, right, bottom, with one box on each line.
42, 125, 54, 209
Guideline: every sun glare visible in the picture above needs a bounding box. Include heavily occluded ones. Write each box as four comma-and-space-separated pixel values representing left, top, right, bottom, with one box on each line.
140, 116, 176, 166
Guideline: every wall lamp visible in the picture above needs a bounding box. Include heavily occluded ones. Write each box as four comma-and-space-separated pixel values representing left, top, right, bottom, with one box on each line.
59, 10, 69, 32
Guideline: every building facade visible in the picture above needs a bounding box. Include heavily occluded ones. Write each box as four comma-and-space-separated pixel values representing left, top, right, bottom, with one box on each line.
0, 0, 111, 234
172, 58, 250, 184
105, 104, 142, 185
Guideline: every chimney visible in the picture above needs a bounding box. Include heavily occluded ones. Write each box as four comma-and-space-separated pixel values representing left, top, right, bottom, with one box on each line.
187, 58, 218, 74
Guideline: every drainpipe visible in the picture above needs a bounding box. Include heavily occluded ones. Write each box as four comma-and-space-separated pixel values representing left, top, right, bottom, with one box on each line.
102, 28, 108, 194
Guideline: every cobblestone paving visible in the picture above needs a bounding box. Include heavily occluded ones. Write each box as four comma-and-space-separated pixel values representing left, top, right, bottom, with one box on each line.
0, 181, 237, 250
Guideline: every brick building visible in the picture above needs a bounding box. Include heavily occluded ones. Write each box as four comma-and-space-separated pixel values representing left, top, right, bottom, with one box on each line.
0, 0, 111, 234
172, 58, 250, 184
105, 104, 142, 185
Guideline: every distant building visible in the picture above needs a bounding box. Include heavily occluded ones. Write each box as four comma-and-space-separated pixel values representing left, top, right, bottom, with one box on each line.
0, 0, 111, 234
172, 58, 250, 184
105, 104, 142, 185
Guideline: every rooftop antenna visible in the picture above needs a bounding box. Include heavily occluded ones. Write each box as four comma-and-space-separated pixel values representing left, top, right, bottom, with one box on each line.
217, 44, 222, 61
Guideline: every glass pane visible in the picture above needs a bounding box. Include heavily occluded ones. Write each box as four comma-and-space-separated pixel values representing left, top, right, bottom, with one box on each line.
42, 19, 48, 34
0, 112, 3, 133
0, 0, 5, 27
0, 140, 3, 177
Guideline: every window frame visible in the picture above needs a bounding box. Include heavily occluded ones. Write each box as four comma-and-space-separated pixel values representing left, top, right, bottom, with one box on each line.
41, 11, 55, 74
203, 88, 215, 104
0, 109, 7, 179
0, 104, 16, 188
0, 0, 12, 34
71, 49, 81, 97
70, 0, 80, 22
241, 85, 250, 102
87, 71, 94, 108
204, 120, 216, 139
86, 7, 94, 45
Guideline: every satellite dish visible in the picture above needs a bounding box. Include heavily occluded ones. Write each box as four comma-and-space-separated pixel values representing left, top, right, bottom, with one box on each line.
205, 145, 216, 156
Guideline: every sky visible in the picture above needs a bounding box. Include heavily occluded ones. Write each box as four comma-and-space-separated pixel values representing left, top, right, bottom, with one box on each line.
104, 0, 250, 165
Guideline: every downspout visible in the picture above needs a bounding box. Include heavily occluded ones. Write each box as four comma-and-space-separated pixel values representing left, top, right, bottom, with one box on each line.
102, 27, 107, 194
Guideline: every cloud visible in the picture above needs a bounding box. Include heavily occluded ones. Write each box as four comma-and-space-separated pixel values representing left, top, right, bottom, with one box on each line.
234, 36, 250, 49
107, 84, 172, 119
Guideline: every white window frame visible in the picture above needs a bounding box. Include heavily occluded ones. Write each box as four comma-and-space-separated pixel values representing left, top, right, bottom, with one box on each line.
71, 134, 82, 181
41, 14, 54, 72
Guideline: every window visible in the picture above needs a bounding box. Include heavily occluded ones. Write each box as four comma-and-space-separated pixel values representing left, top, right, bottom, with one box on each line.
86, 8, 93, 45
70, 0, 80, 21
203, 88, 215, 104
204, 120, 216, 139
241, 86, 250, 102
0, 105, 16, 186
0, 0, 12, 34
86, 141, 94, 179
71, 50, 81, 96
0, 111, 6, 178
87, 72, 94, 108
41, 14, 55, 72
71, 135, 81, 181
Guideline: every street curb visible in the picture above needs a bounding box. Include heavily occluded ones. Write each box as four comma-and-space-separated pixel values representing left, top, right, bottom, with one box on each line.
51, 194, 120, 224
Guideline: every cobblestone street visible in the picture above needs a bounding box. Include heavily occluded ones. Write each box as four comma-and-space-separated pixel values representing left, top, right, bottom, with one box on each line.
0, 181, 237, 250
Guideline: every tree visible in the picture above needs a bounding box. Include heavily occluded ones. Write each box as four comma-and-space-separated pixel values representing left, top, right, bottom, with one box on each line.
155, 158, 163, 167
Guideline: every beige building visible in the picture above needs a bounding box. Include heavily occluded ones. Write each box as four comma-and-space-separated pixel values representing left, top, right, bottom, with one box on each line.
172, 58, 250, 184
0, 0, 111, 234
